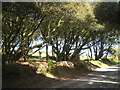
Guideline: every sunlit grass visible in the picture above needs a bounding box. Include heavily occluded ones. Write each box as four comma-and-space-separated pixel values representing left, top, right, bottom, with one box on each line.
32, 51, 52, 57
89, 61, 108, 68
45, 72, 57, 79
0, 50, 1, 52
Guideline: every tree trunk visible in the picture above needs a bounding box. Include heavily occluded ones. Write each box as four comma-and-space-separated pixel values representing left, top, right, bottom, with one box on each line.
52, 46, 54, 57
71, 49, 80, 60
89, 47, 93, 59
95, 52, 103, 60
95, 55, 99, 60
46, 43, 48, 60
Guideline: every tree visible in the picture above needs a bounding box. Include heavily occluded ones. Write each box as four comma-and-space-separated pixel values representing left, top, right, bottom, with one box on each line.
2, 2, 46, 64
40, 2, 99, 61
89, 2, 120, 60
109, 45, 120, 61
94, 2, 120, 39
93, 36, 114, 60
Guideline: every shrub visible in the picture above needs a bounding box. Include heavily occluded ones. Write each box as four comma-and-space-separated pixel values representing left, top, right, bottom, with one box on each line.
26, 59, 31, 62
47, 59, 54, 68
74, 64, 86, 70
36, 64, 47, 74
101, 58, 119, 65
101, 58, 111, 63
49, 67, 59, 75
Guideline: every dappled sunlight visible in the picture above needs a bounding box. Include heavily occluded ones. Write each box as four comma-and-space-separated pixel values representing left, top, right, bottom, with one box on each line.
89, 61, 109, 68
2, 1, 120, 88
75, 77, 119, 84
96, 65, 119, 71
87, 80, 119, 84
2, 63, 67, 88
87, 73, 118, 80
56, 61, 74, 69
51, 64, 120, 88
21, 62, 29, 65
96, 68, 118, 71
45, 73, 57, 79
52, 78, 119, 88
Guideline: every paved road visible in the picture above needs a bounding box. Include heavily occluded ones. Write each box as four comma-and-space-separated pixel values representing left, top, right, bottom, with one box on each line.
51, 64, 120, 88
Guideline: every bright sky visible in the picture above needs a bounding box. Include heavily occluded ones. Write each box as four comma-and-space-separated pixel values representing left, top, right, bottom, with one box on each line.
32, 39, 90, 55
32, 40, 52, 52
32, 39, 119, 56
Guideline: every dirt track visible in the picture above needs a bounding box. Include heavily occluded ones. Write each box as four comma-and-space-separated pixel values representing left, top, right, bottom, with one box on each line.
3, 63, 119, 88
50, 64, 120, 88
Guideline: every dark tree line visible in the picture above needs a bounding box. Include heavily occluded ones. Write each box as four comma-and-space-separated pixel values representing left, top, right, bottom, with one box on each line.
2, 2, 120, 65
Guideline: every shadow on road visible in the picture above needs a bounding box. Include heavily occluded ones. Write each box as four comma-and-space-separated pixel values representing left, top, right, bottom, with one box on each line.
51, 64, 120, 88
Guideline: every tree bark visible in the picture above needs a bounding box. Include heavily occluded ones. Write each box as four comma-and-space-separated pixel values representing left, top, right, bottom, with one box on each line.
46, 43, 48, 60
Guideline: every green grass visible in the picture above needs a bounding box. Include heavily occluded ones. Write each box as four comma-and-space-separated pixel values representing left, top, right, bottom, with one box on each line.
89, 60, 108, 68
110, 61, 120, 65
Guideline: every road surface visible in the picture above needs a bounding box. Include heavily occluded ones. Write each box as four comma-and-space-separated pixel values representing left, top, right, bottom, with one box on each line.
51, 64, 120, 88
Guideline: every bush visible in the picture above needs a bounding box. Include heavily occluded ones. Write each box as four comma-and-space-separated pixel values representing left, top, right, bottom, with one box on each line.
36, 64, 47, 74
47, 60, 59, 75
49, 67, 59, 75
36, 60, 55, 75
101, 58, 111, 63
74, 64, 86, 70
101, 58, 119, 65
47, 59, 54, 68
25, 59, 31, 62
